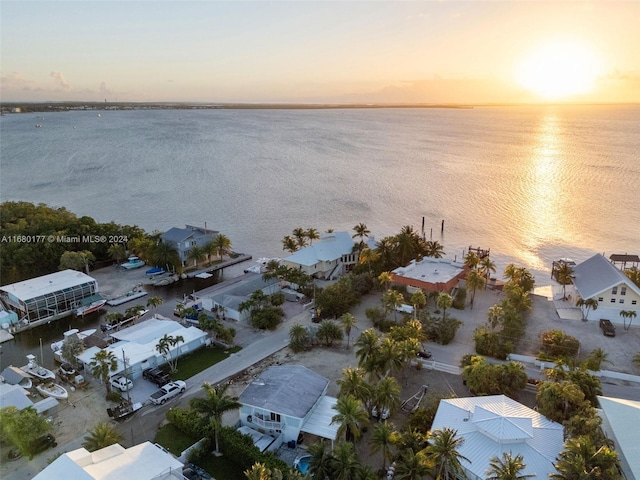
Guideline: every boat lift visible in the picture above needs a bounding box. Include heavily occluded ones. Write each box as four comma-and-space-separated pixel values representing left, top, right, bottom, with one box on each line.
401, 385, 429, 413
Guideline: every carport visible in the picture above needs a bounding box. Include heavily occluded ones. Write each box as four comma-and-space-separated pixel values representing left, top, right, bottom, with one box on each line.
300, 396, 340, 448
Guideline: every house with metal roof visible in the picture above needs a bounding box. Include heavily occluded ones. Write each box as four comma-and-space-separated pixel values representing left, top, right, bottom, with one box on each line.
281, 231, 358, 280
0, 383, 59, 416
0, 270, 99, 330
33, 441, 184, 480
160, 225, 219, 267
572, 254, 640, 324
390, 257, 468, 293
597, 396, 640, 480
430, 395, 564, 480
238, 365, 340, 448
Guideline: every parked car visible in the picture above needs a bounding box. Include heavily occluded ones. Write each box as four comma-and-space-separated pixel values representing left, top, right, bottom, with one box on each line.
149, 380, 186, 405
143, 367, 171, 387
109, 375, 133, 392
185, 463, 212, 480
417, 350, 432, 359
29, 434, 57, 455
599, 318, 616, 337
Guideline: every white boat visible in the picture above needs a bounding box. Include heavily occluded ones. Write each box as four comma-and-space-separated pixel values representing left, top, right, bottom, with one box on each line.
121, 256, 146, 270
76, 299, 107, 316
21, 354, 56, 381
36, 382, 69, 400
51, 328, 97, 352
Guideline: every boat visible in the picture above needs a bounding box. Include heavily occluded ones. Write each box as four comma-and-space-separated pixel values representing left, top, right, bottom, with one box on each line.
107, 398, 143, 420
0, 366, 33, 389
145, 267, 166, 277
75, 299, 107, 316
121, 256, 146, 270
51, 328, 97, 352
36, 382, 69, 400
21, 354, 56, 381
153, 273, 179, 287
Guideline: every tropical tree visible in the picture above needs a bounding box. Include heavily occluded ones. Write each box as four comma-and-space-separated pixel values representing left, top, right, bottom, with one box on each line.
212, 233, 232, 260
634, 352, 640, 371
340, 313, 357, 348
244, 463, 272, 480
373, 376, 402, 417
289, 323, 309, 353
202, 241, 217, 263
620, 309, 637, 330
90, 349, 119, 395
330, 441, 360, 480
155, 334, 185, 372
486, 304, 504, 331
152, 242, 180, 271
465, 269, 486, 309
337, 367, 372, 407
410, 289, 426, 320
486, 452, 535, 480
480, 256, 497, 289
437, 292, 453, 321
555, 263, 574, 300
359, 247, 379, 275
464, 251, 480, 271
550, 435, 619, 480
376, 337, 405, 378
292, 227, 308, 248
146, 295, 164, 310
189, 382, 241, 454
355, 329, 381, 370
394, 448, 431, 480
424, 240, 445, 258
424, 428, 470, 480
186, 245, 206, 267
583, 348, 611, 371
281, 235, 298, 253
1, 406, 52, 459
331, 395, 369, 442
107, 243, 126, 265
82, 422, 124, 451
61, 336, 85, 368
369, 421, 396, 471
378, 271, 393, 292
59, 250, 96, 274
383, 289, 405, 322
575, 298, 598, 321
626, 269, 640, 288
353, 223, 371, 242
307, 440, 333, 480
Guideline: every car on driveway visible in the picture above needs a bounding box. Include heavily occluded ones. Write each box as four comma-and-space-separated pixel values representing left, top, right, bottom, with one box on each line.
149, 380, 186, 405
110, 375, 133, 392
599, 318, 616, 337
417, 350, 432, 359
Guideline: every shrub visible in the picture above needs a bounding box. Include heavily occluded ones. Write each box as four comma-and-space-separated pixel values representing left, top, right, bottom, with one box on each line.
473, 327, 514, 360
462, 356, 527, 397
217, 427, 289, 473
167, 407, 208, 437
250, 306, 284, 330
423, 315, 462, 345
351, 273, 375, 295
540, 330, 580, 360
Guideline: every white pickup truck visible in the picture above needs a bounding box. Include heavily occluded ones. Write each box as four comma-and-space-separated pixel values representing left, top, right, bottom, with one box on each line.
149, 380, 186, 405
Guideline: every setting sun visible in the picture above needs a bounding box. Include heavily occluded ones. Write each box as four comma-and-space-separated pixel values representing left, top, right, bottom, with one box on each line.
516, 41, 601, 99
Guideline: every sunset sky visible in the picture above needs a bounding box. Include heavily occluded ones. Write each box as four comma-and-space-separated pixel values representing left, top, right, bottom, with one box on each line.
2, 1, 639, 104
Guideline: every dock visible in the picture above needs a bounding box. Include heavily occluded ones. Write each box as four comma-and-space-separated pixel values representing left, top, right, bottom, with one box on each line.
106, 290, 148, 306
185, 254, 252, 278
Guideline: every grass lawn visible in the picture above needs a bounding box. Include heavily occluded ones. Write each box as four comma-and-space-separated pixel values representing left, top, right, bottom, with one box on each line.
166, 345, 242, 381
155, 424, 246, 480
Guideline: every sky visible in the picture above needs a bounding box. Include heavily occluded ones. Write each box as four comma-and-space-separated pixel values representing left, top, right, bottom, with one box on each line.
1, 1, 639, 104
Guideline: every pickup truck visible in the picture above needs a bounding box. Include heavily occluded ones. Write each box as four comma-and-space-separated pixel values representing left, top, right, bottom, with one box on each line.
110, 375, 133, 392
599, 319, 616, 337
149, 380, 186, 405
143, 367, 171, 387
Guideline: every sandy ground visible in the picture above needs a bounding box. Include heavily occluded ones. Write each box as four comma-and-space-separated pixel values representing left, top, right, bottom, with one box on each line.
3, 276, 639, 477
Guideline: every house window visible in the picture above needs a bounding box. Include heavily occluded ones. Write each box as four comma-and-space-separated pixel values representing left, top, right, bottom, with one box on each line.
611, 287, 618, 295
270, 412, 281, 423
619, 299, 624, 304
598, 297, 604, 302
632, 300, 637, 305
610, 298, 616, 303
621, 287, 627, 295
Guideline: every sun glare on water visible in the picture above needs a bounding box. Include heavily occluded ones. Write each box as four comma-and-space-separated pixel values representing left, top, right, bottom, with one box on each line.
516, 41, 601, 100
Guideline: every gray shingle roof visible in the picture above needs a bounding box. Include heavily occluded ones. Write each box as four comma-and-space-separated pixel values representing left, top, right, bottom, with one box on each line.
573, 254, 640, 299
239, 365, 328, 419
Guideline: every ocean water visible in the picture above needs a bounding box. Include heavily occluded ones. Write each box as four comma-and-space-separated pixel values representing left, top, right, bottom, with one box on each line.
1, 105, 639, 285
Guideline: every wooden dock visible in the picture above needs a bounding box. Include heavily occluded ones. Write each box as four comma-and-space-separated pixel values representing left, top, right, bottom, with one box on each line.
185, 254, 252, 278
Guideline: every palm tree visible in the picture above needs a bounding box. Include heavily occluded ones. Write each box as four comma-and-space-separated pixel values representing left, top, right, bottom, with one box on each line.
337, 367, 372, 406
282, 235, 298, 253
634, 352, 640, 371
289, 323, 308, 352
383, 289, 404, 322
486, 304, 504, 330
575, 297, 598, 321
331, 395, 369, 442
90, 349, 118, 395
620, 309, 637, 330
480, 256, 497, 288
202, 241, 217, 264
550, 435, 619, 480
626, 269, 640, 288
374, 375, 401, 417
394, 448, 431, 480
436, 292, 453, 321
212, 233, 232, 261
397, 225, 420, 265
189, 382, 241, 454
353, 223, 371, 242
306, 227, 320, 245
307, 440, 333, 480
465, 269, 485, 309
186, 244, 206, 268
378, 271, 393, 292
152, 241, 180, 271
244, 463, 272, 480
355, 329, 381, 369
82, 422, 123, 451
359, 247, 379, 275
555, 263, 574, 300
107, 243, 126, 265
486, 452, 534, 480
155, 334, 185, 372
369, 421, 395, 471
375, 237, 397, 270
584, 348, 611, 371
424, 427, 470, 480
340, 313, 357, 348
146, 296, 164, 310
292, 227, 308, 248
330, 441, 360, 480
464, 251, 480, 270
424, 240, 445, 258
376, 337, 405, 378
410, 289, 426, 320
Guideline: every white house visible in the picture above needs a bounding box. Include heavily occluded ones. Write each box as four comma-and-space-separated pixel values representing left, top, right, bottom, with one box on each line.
431, 395, 564, 480
238, 365, 339, 448
33, 441, 185, 480
597, 396, 640, 480
572, 254, 640, 324
281, 232, 359, 280
76, 317, 208, 380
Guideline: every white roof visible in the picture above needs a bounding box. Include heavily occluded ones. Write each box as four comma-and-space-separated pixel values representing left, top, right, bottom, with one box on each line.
282, 232, 354, 267
431, 395, 564, 480
391, 257, 465, 285
0, 270, 97, 301
34, 442, 184, 480
0, 383, 33, 410
598, 396, 640, 480
301, 395, 340, 441
573, 254, 640, 300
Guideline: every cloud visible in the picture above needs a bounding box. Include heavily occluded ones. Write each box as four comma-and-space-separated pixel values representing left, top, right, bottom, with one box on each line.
50, 71, 71, 91
1, 72, 39, 92
99, 82, 111, 98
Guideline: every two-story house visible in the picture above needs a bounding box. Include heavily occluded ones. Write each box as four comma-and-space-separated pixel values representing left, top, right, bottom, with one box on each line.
159, 225, 218, 267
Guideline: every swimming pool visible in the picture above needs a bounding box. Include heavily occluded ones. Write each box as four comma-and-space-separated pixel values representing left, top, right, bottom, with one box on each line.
294, 455, 312, 475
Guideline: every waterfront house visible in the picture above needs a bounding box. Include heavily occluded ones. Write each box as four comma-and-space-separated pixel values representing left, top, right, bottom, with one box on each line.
238, 365, 339, 448
76, 316, 208, 380
159, 225, 219, 267
281, 231, 359, 280
33, 441, 184, 480
572, 253, 640, 324
0, 270, 99, 330
390, 257, 468, 294
597, 396, 640, 480
0, 383, 59, 416
430, 395, 564, 480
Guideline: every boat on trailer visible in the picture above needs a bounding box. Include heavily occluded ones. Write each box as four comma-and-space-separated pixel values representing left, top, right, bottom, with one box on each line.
21, 354, 56, 381
76, 299, 107, 316
36, 382, 69, 400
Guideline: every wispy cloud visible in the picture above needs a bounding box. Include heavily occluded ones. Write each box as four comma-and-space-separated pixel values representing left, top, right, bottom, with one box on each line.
50, 71, 71, 91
